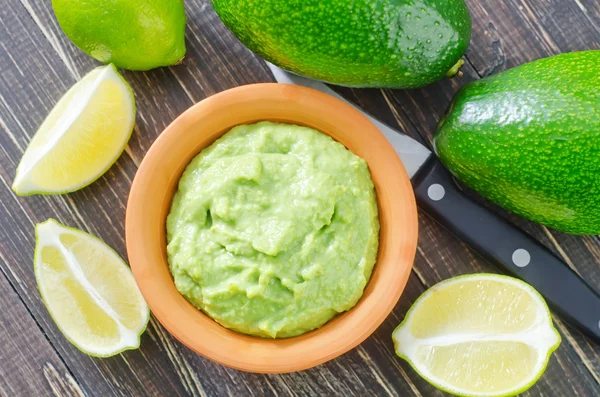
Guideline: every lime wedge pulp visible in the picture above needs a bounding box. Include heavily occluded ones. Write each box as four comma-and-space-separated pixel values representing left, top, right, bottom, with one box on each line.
13, 64, 135, 196
393, 274, 561, 397
35, 219, 149, 357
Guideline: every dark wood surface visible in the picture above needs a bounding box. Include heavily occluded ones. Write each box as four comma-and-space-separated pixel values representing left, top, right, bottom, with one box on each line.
1, 0, 599, 396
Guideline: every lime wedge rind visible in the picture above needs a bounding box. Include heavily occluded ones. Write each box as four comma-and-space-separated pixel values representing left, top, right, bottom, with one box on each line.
34, 219, 149, 357
12, 64, 135, 196
393, 273, 561, 397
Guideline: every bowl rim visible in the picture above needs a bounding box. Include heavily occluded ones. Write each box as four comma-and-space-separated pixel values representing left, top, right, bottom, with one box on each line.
126, 83, 418, 373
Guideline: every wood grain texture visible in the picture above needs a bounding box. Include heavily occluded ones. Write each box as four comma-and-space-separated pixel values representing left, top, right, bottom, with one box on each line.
0, 0, 599, 396
0, 263, 83, 397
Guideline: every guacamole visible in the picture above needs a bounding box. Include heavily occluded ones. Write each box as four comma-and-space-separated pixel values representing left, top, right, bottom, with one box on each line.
166, 121, 379, 338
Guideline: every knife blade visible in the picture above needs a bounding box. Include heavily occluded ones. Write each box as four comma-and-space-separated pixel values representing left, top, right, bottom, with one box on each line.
267, 62, 600, 343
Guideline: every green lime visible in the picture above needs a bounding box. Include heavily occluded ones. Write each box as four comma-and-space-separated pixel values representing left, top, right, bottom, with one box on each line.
52, 0, 186, 70
393, 274, 561, 397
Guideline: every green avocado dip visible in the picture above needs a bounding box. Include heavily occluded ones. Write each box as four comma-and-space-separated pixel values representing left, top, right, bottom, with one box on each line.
166, 121, 379, 338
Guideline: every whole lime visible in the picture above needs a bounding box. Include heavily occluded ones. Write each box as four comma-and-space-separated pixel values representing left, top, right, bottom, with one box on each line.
52, 0, 186, 71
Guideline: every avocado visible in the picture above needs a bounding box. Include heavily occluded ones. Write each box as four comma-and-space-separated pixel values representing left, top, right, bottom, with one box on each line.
434, 51, 600, 235
211, 0, 472, 88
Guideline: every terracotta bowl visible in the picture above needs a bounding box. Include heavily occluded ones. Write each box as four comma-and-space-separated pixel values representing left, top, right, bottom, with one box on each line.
126, 83, 418, 373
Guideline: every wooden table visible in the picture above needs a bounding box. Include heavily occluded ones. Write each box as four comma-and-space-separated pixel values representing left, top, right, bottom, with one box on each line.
1, 0, 599, 396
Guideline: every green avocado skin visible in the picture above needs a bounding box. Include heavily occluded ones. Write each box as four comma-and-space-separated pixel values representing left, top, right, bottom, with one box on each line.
211, 0, 471, 88
434, 51, 600, 235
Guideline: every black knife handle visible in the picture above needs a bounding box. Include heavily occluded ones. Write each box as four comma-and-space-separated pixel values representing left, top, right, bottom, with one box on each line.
413, 156, 600, 342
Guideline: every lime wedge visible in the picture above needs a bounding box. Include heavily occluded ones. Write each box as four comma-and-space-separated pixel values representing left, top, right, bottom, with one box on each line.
35, 219, 149, 357
393, 274, 561, 397
12, 64, 135, 196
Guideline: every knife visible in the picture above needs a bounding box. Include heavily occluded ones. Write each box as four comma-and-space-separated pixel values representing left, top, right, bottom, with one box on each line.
267, 62, 600, 343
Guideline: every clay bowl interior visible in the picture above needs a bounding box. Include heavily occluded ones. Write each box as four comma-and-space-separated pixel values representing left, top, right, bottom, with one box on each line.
126, 83, 418, 373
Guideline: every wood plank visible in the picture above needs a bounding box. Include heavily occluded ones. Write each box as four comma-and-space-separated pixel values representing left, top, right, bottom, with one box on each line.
0, 0, 599, 395
0, 261, 84, 397
465, 0, 600, 77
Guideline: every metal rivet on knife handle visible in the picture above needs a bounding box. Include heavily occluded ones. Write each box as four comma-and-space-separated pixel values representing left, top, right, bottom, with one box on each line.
427, 184, 446, 201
